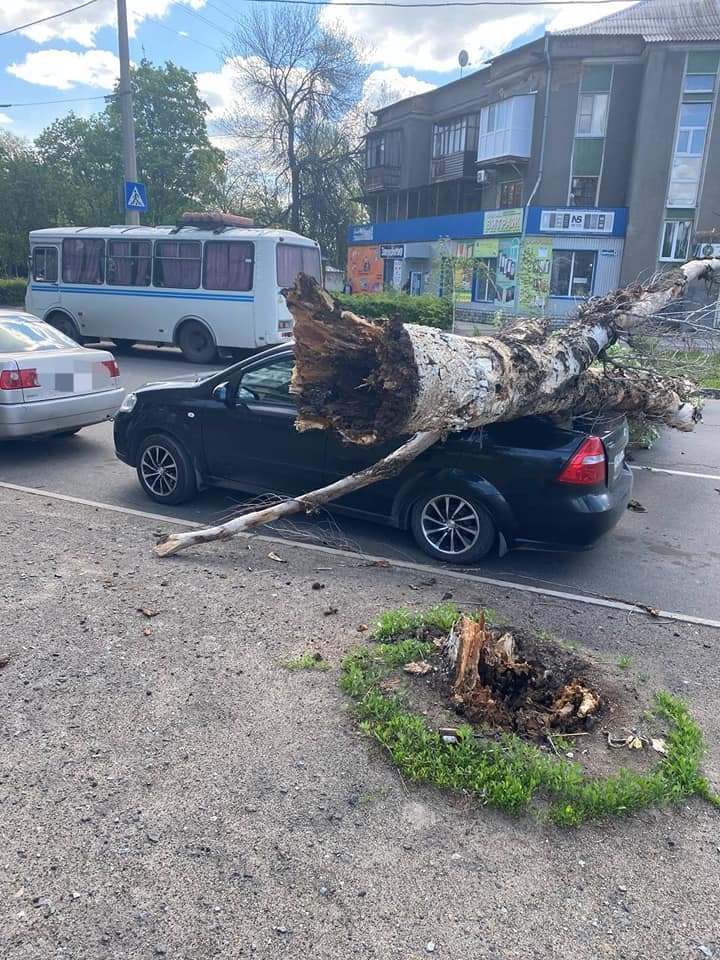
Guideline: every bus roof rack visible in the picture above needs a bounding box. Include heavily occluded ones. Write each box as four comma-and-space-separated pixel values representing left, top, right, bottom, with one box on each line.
170, 211, 256, 234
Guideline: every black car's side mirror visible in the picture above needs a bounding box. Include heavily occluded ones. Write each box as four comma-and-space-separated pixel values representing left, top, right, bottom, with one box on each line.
212, 382, 230, 404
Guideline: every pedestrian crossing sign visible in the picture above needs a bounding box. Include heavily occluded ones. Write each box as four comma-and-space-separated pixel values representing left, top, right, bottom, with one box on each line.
124, 180, 148, 212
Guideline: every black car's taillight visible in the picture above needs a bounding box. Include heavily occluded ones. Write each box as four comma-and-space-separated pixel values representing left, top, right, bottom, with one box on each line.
556, 436, 606, 486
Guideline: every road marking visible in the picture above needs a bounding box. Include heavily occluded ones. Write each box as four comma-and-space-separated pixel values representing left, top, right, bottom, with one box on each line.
630, 465, 720, 481
3, 479, 719, 630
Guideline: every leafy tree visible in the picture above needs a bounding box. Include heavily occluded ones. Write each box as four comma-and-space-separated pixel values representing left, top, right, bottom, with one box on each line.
227, 3, 367, 241
0, 133, 53, 276
106, 60, 225, 224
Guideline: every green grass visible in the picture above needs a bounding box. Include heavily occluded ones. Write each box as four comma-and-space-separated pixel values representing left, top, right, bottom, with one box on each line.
370, 603, 463, 642
282, 651, 330, 671
341, 619, 718, 826
617, 655, 632, 670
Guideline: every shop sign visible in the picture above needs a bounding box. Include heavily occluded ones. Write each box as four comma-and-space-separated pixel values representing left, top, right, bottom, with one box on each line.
379, 243, 405, 259
352, 225, 374, 242
540, 210, 615, 233
484, 208, 523, 235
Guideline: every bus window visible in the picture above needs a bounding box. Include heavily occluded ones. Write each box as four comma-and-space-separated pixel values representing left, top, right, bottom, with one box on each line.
276, 244, 321, 287
203, 241, 254, 291
32, 247, 58, 283
107, 239, 152, 286
153, 240, 201, 289
62, 238, 105, 284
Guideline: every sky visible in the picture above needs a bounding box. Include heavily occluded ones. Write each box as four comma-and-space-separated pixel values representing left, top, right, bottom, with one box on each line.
0, 0, 638, 145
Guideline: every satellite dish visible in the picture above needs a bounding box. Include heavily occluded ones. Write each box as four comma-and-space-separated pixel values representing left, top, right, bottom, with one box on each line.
458, 50, 469, 68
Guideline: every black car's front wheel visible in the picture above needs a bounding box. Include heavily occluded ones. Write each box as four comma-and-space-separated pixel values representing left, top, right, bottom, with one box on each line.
410, 491, 496, 564
137, 434, 197, 505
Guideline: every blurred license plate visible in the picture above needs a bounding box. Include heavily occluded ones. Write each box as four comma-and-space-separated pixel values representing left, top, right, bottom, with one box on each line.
613, 451, 625, 478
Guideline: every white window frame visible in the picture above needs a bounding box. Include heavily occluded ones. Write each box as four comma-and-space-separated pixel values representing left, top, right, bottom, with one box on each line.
659, 220, 693, 262
575, 93, 609, 137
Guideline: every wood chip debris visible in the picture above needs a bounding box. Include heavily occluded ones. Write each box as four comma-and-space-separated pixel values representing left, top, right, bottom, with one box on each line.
403, 660, 433, 676
138, 607, 160, 618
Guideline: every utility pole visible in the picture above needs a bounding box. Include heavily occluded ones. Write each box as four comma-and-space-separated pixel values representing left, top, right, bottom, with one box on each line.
116, 0, 139, 225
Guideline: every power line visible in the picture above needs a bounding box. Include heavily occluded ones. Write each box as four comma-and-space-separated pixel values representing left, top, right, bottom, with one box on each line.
0, 93, 117, 109
0, 0, 105, 38
152, 19, 223, 54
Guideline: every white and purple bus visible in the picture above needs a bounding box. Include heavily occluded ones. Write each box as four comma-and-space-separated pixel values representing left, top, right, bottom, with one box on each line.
26, 220, 322, 363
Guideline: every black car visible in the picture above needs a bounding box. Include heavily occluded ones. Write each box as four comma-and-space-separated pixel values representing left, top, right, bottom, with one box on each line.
114, 344, 633, 564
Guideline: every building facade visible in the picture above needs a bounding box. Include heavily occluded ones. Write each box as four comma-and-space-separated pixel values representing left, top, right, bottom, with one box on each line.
347, 0, 720, 321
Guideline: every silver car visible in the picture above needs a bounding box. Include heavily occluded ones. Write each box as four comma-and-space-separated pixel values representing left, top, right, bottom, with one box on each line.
0, 310, 124, 439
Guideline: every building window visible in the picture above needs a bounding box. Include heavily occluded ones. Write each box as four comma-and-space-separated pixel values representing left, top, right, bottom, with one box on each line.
32, 247, 58, 283
684, 74, 716, 95
660, 220, 693, 261
499, 180, 522, 208
153, 240, 201, 289
366, 136, 385, 168
107, 240, 152, 287
668, 103, 711, 207
472, 258, 498, 302
550, 250, 596, 298
432, 117, 467, 157
61, 238, 105, 285
478, 95, 534, 162
569, 176, 598, 207
576, 93, 608, 137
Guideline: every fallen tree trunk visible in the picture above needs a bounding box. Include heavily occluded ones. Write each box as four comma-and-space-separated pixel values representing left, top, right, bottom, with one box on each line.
288, 260, 719, 444
154, 260, 717, 557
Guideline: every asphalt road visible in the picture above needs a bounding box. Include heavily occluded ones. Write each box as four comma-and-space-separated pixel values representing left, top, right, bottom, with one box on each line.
2, 343, 719, 621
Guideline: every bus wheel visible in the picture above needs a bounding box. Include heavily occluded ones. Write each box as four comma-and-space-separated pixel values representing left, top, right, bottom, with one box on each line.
48, 312, 81, 343
178, 321, 217, 364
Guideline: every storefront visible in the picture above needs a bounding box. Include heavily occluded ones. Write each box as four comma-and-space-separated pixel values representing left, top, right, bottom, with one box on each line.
346, 207, 627, 319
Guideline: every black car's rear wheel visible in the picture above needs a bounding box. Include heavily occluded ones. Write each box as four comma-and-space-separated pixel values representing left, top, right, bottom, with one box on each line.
410, 492, 496, 564
137, 434, 197, 505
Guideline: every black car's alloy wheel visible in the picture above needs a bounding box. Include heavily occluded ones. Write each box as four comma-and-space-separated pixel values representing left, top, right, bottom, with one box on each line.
411, 492, 496, 563
137, 434, 196, 505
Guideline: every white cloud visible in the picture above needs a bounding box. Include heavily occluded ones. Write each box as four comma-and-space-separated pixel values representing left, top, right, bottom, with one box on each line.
322, 1, 639, 73
0, 0, 207, 49
197, 60, 240, 123
363, 69, 435, 110
0, 113, 12, 124
7, 49, 120, 90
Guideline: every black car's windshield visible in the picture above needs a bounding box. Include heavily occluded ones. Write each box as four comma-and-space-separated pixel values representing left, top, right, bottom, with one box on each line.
0, 317, 77, 353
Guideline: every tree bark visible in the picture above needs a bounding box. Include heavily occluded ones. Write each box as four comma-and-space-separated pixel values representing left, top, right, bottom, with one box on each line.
288, 260, 720, 444
153, 429, 441, 557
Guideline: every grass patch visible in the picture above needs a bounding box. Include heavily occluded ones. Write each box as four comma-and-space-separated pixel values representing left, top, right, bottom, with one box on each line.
617, 655, 632, 670
370, 602, 463, 642
282, 651, 330, 671
341, 617, 718, 826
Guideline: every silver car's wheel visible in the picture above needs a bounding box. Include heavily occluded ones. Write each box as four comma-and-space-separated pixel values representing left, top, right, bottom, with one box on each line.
410, 491, 496, 564
140, 444, 179, 498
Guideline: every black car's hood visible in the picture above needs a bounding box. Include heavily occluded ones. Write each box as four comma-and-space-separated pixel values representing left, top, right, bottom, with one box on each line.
137, 371, 218, 391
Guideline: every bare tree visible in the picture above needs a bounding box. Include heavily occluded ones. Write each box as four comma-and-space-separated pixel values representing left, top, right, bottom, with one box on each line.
226, 4, 367, 236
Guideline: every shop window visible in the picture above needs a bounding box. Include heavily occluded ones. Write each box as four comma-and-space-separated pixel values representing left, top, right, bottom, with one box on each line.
569, 176, 598, 207
472, 258, 498, 302
499, 180, 522, 209
550, 250, 596, 298
660, 220, 693, 261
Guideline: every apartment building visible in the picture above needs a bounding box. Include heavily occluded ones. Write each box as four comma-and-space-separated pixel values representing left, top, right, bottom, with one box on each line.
347, 0, 720, 320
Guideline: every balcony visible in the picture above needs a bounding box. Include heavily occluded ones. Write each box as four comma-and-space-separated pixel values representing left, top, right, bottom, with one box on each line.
431, 151, 477, 182
365, 165, 401, 192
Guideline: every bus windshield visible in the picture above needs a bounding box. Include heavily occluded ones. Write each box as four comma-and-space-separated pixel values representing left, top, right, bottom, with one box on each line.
276, 244, 321, 287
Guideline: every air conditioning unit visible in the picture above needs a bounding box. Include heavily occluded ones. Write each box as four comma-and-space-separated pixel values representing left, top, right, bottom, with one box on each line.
476, 169, 490, 184
695, 242, 720, 257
